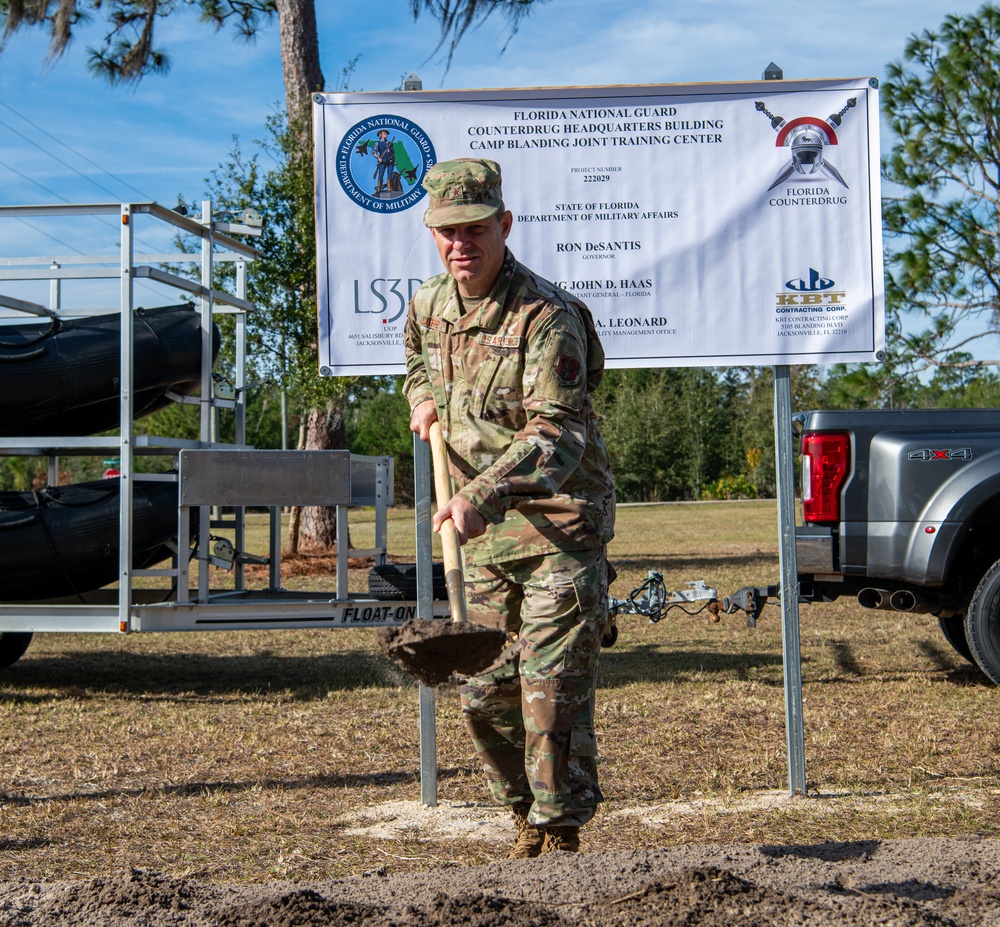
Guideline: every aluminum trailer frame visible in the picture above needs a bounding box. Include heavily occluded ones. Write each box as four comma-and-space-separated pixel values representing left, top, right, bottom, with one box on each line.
0, 202, 446, 632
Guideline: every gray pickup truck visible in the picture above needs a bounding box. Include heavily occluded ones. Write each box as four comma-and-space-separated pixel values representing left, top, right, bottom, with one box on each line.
780, 408, 1000, 684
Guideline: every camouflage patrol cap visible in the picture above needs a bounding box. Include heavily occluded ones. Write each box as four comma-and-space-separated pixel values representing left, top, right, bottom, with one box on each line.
422, 158, 504, 228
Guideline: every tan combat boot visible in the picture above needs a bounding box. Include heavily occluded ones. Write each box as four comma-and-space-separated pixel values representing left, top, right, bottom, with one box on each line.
540, 826, 580, 853
506, 801, 544, 859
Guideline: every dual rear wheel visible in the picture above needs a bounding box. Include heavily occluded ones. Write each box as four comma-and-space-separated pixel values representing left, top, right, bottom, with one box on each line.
938, 558, 1000, 685
964, 558, 1000, 685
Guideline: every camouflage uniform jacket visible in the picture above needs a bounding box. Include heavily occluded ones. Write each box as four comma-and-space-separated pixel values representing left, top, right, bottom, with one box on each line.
404, 249, 615, 566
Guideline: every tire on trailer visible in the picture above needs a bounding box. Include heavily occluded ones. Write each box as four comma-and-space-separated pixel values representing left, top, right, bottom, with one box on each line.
965, 558, 1000, 684
0, 632, 33, 669
368, 563, 447, 601
938, 614, 974, 665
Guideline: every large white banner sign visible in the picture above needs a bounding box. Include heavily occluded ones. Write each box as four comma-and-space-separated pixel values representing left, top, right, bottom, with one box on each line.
314, 79, 883, 376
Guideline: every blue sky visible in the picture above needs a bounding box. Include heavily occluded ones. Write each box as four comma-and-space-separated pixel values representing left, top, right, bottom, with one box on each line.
0, 0, 985, 267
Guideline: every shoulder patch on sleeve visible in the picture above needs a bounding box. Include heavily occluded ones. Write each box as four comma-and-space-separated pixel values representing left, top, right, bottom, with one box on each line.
554, 354, 582, 386
535, 328, 588, 410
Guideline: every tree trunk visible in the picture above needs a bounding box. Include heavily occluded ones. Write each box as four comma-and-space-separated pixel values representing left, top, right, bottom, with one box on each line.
274, 0, 334, 545
298, 404, 345, 548
286, 419, 308, 554
275, 0, 324, 125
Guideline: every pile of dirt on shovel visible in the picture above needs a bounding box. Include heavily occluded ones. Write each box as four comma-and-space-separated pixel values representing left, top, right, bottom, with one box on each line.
4, 837, 1000, 927
378, 619, 508, 686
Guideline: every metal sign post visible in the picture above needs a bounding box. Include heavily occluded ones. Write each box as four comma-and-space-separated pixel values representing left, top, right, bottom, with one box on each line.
766, 63, 807, 796
402, 73, 440, 809
773, 365, 807, 794
414, 433, 438, 806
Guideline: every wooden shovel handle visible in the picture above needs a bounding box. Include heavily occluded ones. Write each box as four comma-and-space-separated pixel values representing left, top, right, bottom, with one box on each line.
428, 422, 468, 623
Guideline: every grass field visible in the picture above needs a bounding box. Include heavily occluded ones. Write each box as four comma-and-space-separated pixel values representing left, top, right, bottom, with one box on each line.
1, 500, 998, 881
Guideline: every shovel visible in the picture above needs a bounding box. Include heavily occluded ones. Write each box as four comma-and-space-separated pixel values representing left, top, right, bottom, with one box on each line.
377, 422, 508, 686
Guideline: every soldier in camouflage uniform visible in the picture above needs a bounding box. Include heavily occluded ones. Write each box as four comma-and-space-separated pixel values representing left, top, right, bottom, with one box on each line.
404, 158, 615, 858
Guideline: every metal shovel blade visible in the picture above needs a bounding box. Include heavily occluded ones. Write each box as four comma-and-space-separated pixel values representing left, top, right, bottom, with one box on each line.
378, 422, 506, 684
379, 618, 508, 686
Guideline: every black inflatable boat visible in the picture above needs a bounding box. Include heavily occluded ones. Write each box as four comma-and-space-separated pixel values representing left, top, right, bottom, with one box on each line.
0, 303, 220, 437
0, 477, 181, 601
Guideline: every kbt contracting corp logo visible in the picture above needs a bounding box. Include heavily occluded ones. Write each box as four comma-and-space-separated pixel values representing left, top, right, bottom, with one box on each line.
777, 269, 846, 308
786, 268, 834, 292
337, 115, 436, 214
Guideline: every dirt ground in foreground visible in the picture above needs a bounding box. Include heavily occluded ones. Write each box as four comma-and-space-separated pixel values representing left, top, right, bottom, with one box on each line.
2, 835, 999, 926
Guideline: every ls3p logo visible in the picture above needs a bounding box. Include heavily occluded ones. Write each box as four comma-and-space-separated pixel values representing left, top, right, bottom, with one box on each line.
354, 277, 425, 323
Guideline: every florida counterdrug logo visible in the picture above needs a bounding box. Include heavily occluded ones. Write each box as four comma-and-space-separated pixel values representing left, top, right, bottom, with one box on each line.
337, 115, 436, 214
755, 98, 857, 192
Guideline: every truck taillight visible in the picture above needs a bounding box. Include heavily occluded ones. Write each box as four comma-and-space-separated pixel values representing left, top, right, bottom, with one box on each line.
801, 432, 849, 523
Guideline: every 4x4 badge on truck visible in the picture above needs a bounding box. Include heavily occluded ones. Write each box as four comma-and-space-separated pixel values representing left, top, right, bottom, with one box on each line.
908, 448, 973, 461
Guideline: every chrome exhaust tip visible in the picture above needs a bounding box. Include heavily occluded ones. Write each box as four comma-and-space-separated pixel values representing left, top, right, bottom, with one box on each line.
858, 587, 892, 610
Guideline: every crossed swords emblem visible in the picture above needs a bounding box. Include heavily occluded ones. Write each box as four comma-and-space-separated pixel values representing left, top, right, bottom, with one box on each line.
756, 97, 857, 191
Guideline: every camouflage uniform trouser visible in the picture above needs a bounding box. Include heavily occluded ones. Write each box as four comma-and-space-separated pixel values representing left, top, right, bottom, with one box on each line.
459, 546, 607, 827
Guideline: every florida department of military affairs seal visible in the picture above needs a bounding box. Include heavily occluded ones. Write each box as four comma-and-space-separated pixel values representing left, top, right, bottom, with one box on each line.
337, 115, 436, 214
